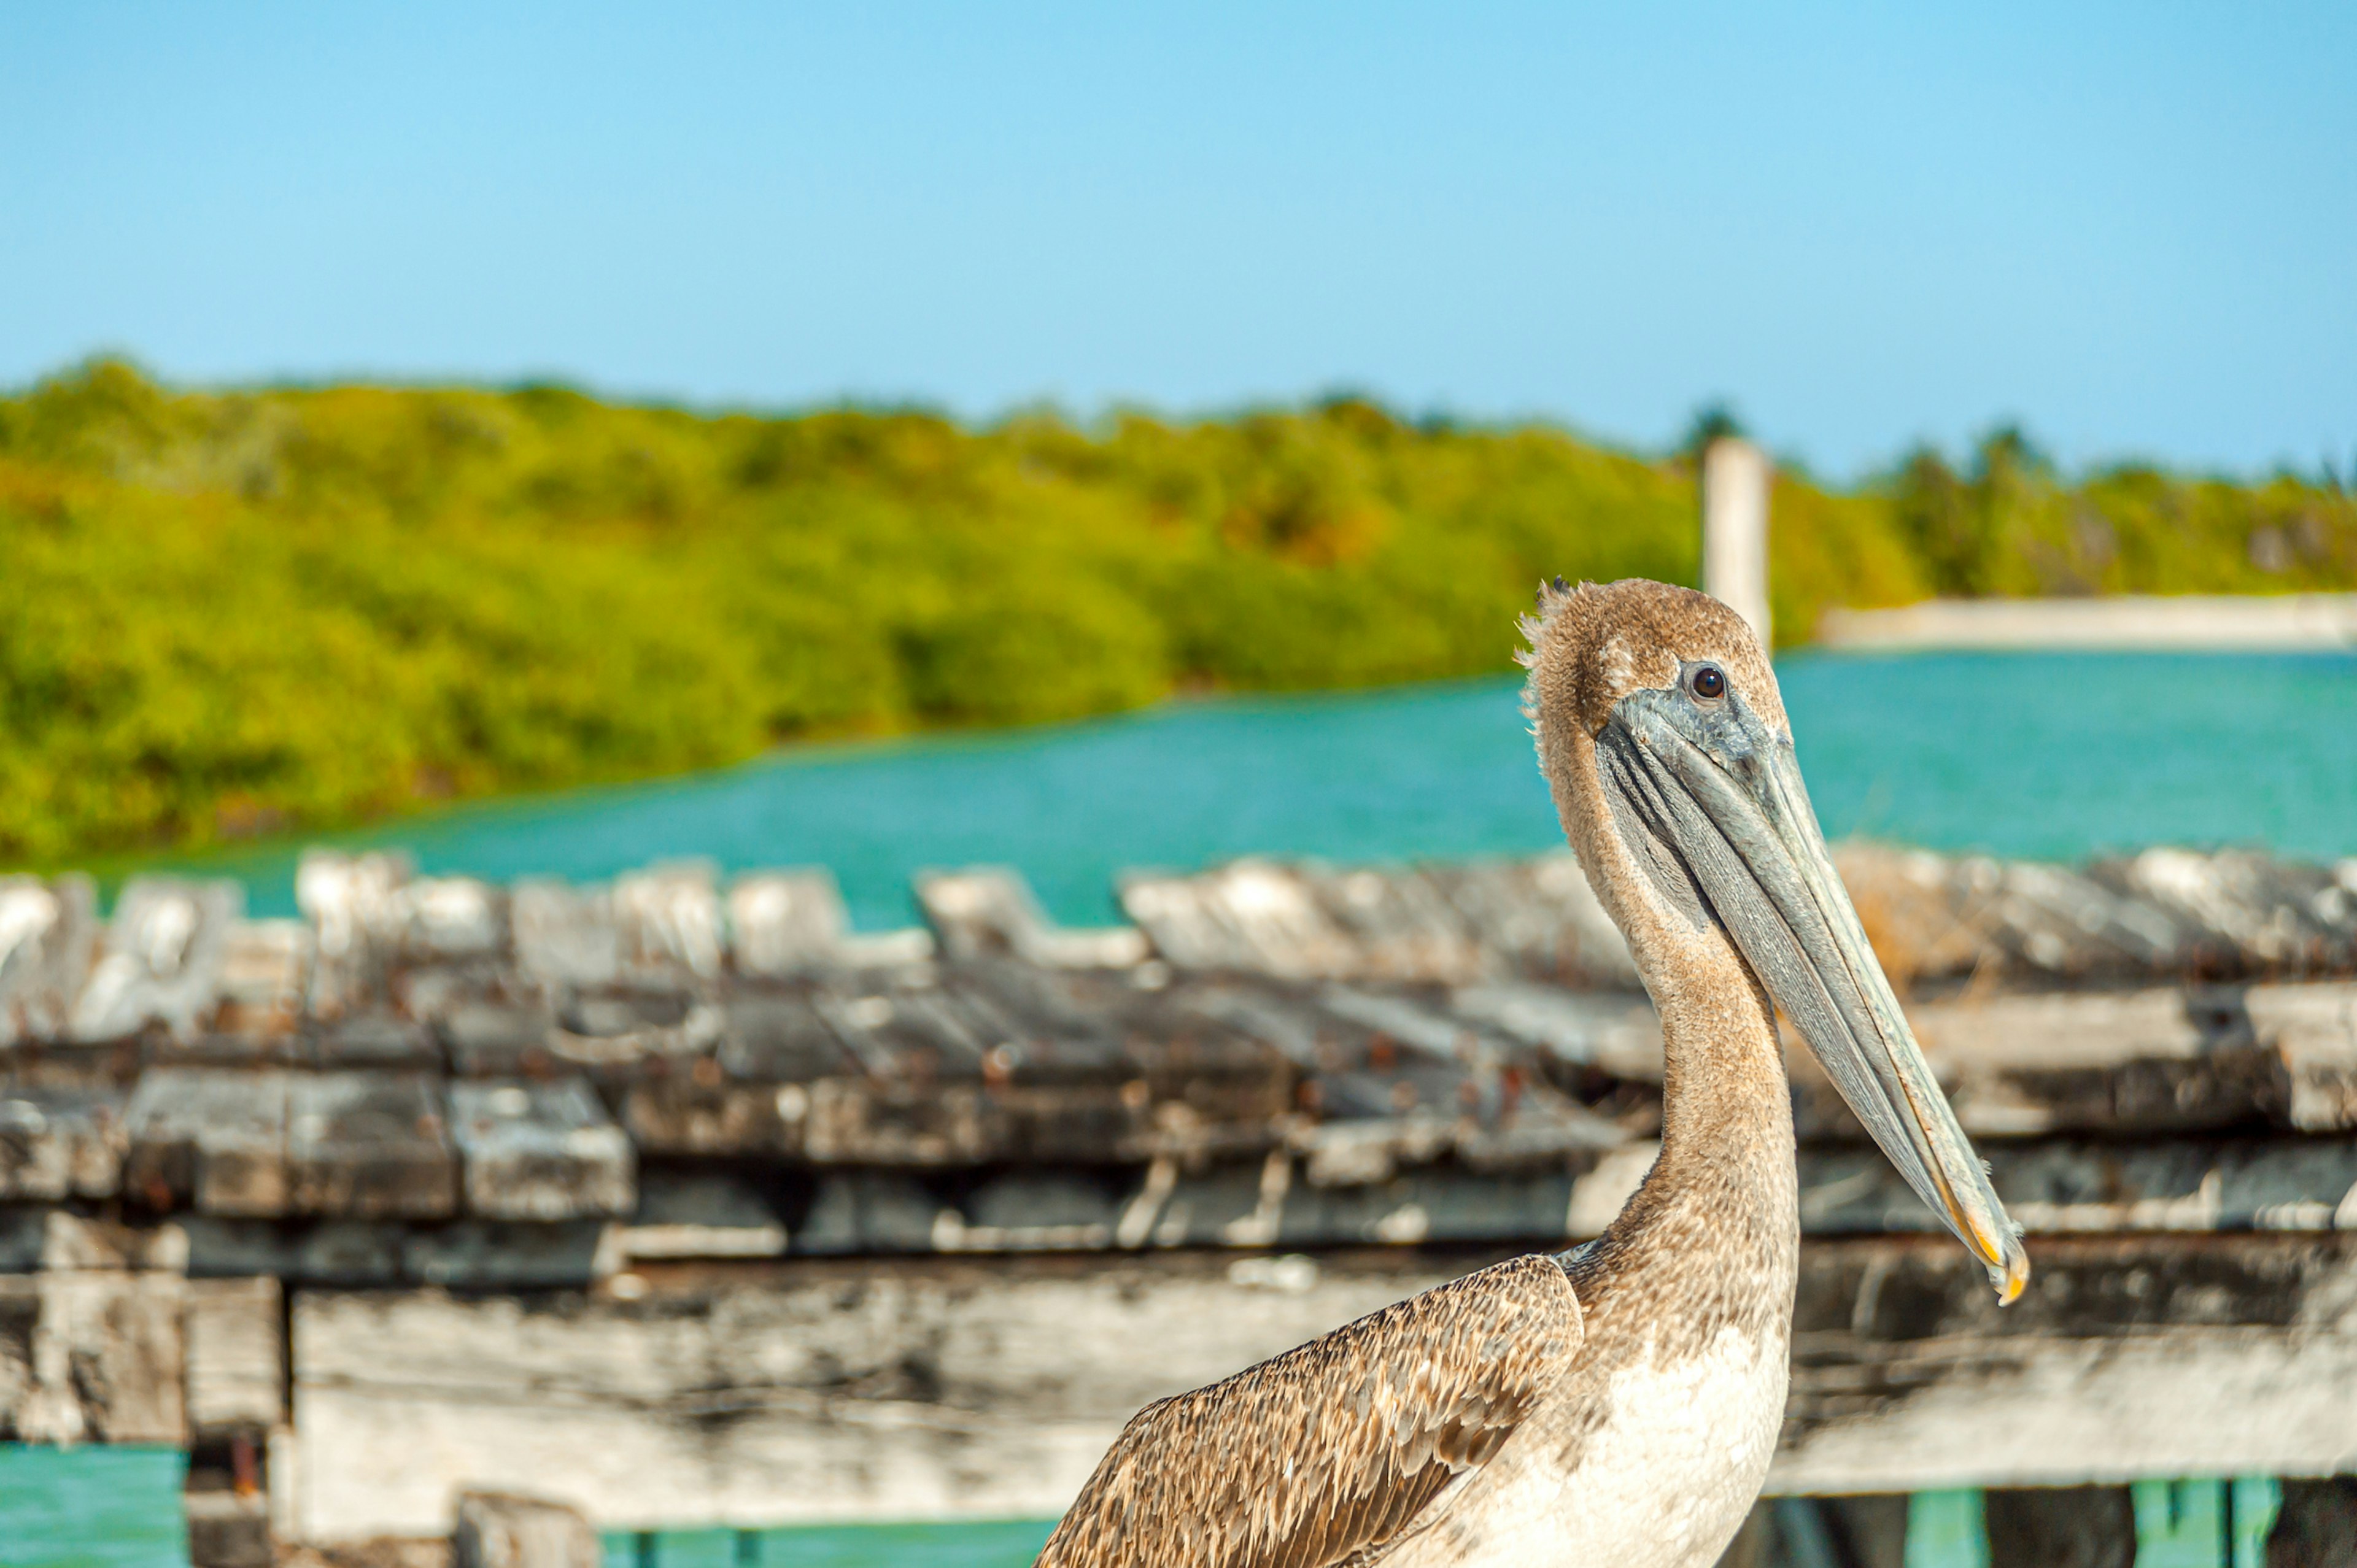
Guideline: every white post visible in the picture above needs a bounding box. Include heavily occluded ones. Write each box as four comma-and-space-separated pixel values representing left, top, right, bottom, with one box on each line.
1702, 437, 1773, 655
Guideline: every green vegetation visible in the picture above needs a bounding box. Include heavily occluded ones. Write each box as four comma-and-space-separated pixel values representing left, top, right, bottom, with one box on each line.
2, 361, 2351, 866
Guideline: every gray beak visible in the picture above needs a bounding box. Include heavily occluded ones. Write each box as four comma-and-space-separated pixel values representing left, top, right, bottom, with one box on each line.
1598, 679, 2029, 1303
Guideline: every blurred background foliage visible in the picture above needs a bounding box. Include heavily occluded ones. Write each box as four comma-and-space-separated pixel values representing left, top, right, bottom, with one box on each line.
2, 360, 2351, 865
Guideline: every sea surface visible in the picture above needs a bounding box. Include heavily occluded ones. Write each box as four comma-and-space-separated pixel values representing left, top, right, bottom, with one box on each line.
0, 1447, 190, 1568
9, 649, 2355, 1565
133, 649, 2357, 929
594, 1522, 1058, 1568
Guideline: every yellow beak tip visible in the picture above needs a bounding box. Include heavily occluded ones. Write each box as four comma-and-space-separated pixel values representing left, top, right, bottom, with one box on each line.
1990, 1247, 2030, 1306
1954, 1206, 2030, 1305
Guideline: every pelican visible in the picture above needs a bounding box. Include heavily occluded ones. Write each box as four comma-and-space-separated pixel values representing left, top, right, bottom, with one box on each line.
1037, 578, 2029, 1568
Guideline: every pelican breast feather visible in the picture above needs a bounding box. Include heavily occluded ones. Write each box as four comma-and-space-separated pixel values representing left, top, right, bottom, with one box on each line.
1036, 1253, 1586, 1568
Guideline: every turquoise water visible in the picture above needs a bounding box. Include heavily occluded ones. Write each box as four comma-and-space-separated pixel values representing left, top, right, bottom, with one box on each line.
151, 651, 2357, 929
2131, 1479, 2283, 1568
598, 1522, 1056, 1568
1903, 1489, 1989, 1568
0, 1447, 188, 1568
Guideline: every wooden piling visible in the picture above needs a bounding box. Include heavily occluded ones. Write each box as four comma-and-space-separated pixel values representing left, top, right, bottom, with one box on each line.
1703, 436, 1773, 652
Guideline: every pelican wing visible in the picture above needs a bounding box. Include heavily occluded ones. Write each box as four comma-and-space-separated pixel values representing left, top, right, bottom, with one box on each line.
1035, 1253, 1584, 1568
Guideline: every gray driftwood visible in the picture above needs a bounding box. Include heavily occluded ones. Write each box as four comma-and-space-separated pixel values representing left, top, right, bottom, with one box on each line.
285, 1235, 2357, 1542
451, 1491, 602, 1568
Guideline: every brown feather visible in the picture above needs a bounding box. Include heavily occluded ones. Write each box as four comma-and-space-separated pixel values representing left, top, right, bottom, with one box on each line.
1034, 1253, 1584, 1568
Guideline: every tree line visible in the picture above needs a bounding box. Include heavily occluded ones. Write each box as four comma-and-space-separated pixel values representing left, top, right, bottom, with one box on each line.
1, 360, 2348, 863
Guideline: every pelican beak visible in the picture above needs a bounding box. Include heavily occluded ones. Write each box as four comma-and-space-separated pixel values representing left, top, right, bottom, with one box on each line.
1598, 681, 2029, 1303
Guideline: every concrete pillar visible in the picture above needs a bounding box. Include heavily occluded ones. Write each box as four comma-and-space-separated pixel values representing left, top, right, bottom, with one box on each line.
1702, 437, 1773, 654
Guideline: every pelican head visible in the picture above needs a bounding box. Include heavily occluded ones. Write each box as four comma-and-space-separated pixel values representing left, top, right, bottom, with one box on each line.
1524, 577, 2028, 1303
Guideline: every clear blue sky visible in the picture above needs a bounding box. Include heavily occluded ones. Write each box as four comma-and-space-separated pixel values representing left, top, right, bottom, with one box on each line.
3, 2, 2350, 477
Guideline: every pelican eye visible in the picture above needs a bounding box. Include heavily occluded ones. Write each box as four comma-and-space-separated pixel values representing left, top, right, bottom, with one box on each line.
1689, 664, 1727, 700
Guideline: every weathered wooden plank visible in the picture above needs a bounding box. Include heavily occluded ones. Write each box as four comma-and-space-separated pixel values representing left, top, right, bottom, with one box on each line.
726, 870, 850, 977
287, 1254, 1426, 1539
389, 876, 508, 964
0, 873, 98, 1046
1473, 978, 2357, 1140
452, 1491, 602, 1568
1781, 985, 2293, 1140
284, 1235, 2357, 1541
952, 964, 1291, 1157
1839, 846, 2185, 986
514, 865, 724, 1002
1119, 859, 1364, 979
726, 868, 936, 972
717, 991, 858, 1081
449, 1078, 633, 1221
1836, 844, 2357, 987
776, 1018, 1255, 1168
439, 1000, 559, 1079
818, 981, 989, 1081
1123, 862, 1509, 984
2096, 848, 2357, 974
800, 984, 996, 1165
213, 919, 312, 1042
765, 1135, 2357, 1256
50, 871, 2357, 1172
125, 1068, 293, 1216
1895, 986, 2276, 1138
800, 1076, 996, 1167
927, 981, 1160, 1167
111, 1123, 2349, 1285
1447, 981, 1664, 1080
71, 877, 242, 1044
619, 1078, 802, 1158
1274, 1169, 1586, 1248
185, 1275, 284, 1434
2254, 981, 2357, 1132
620, 992, 854, 1157
792, 1130, 2357, 1254
0, 1268, 187, 1445
1424, 855, 1640, 989
1311, 985, 1626, 1173
511, 881, 621, 993
0, 1083, 128, 1199
549, 989, 725, 1081
1179, 979, 1624, 1179
916, 868, 1148, 968
1769, 1234, 2357, 1492
308, 1014, 443, 1072
1123, 846, 2357, 989
287, 1073, 457, 1219
298, 851, 413, 1021
1800, 1137, 2357, 1237
1298, 865, 1495, 984
612, 862, 725, 985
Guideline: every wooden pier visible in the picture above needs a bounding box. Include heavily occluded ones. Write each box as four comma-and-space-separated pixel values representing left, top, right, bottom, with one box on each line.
3, 842, 2356, 1559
